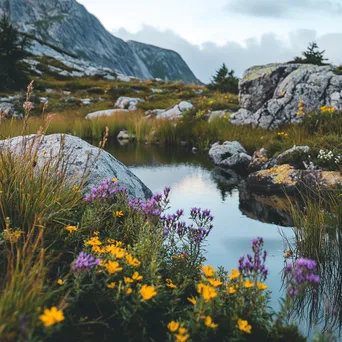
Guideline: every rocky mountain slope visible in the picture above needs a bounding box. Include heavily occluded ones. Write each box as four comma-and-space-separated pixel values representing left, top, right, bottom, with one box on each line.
0, 0, 199, 84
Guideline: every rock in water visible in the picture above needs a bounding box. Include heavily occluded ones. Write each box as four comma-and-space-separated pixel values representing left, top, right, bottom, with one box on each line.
231, 63, 342, 129
209, 141, 251, 170
0, 134, 152, 199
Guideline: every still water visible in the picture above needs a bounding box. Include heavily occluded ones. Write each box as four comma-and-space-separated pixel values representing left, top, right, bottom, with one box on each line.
106, 143, 295, 313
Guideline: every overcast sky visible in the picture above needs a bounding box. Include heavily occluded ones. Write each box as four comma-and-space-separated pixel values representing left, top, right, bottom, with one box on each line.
78, 0, 342, 82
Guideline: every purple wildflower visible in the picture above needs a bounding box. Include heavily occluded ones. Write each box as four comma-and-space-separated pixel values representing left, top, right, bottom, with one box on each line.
84, 179, 127, 203
284, 258, 320, 296
71, 252, 100, 273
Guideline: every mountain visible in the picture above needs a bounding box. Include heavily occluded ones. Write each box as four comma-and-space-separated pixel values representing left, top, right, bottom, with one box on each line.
0, 0, 199, 84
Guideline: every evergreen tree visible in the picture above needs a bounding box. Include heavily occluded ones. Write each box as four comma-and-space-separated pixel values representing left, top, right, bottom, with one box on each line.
0, 15, 29, 90
292, 42, 328, 66
208, 63, 239, 94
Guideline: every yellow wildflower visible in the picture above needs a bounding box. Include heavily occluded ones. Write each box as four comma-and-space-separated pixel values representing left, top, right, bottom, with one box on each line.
197, 283, 217, 302
228, 269, 240, 280
57, 279, 63, 285
187, 297, 197, 305
257, 282, 268, 290
112, 177, 118, 182
228, 286, 236, 295
124, 277, 134, 284
106, 245, 126, 259
65, 225, 78, 234
201, 265, 215, 277
41, 151, 47, 155
238, 319, 252, 334
166, 278, 177, 289
92, 245, 106, 253
125, 254, 141, 267
140, 284, 157, 300
39, 307, 64, 327
204, 316, 218, 329
168, 321, 179, 332
93, 231, 99, 236
105, 261, 123, 274
244, 280, 254, 288
132, 271, 143, 281
175, 327, 190, 342
207, 278, 223, 287
107, 282, 116, 289
126, 288, 133, 295
115, 210, 124, 217
85, 237, 102, 246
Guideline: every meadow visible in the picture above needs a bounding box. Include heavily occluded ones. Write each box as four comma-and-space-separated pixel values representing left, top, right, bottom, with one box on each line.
0, 62, 341, 341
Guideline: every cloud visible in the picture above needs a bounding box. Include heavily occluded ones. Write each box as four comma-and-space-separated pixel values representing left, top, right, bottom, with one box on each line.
225, 0, 342, 18
113, 25, 342, 83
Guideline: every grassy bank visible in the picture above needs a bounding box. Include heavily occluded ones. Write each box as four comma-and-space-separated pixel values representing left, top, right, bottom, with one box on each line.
0, 131, 326, 341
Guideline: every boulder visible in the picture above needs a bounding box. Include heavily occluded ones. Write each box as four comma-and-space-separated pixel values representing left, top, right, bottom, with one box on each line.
247, 164, 342, 194
115, 97, 145, 110
157, 101, 193, 119
247, 164, 300, 194
209, 141, 251, 170
85, 109, 129, 119
248, 148, 268, 172
208, 110, 231, 123
0, 134, 152, 199
231, 63, 342, 129
117, 130, 130, 140
263, 146, 310, 169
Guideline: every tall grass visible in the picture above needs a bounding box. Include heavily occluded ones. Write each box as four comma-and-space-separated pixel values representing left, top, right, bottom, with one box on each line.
284, 189, 342, 334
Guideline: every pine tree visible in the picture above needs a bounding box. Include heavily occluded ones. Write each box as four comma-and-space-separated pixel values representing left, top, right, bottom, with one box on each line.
0, 15, 29, 90
292, 42, 328, 66
208, 63, 239, 94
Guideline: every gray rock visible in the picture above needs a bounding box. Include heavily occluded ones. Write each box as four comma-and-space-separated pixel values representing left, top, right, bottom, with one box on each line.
231, 63, 342, 129
248, 148, 268, 172
0, 134, 151, 199
208, 110, 231, 123
117, 130, 130, 140
209, 141, 247, 165
192, 147, 198, 153
86, 109, 129, 119
157, 101, 193, 119
219, 152, 252, 169
263, 145, 310, 169
115, 97, 145, 111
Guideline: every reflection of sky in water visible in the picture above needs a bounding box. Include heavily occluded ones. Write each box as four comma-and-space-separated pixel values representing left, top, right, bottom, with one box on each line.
129, 164, 295, 311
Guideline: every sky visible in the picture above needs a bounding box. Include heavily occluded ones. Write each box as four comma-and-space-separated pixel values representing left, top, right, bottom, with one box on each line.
78, 0, 342, 82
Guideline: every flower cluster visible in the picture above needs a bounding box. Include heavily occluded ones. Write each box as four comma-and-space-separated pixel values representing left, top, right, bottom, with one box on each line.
168, 321, 190, 342
71, 252, 100, 273
277, 131, 288, 138
317, 149, 341, 164
320, 105, 335, 114
84, 178, 127, 203
284, 258, 320, 296
297, 99, 305, 116
161, 207, 213, 245
129, 187, 170, 217
238, 237, 268, 281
